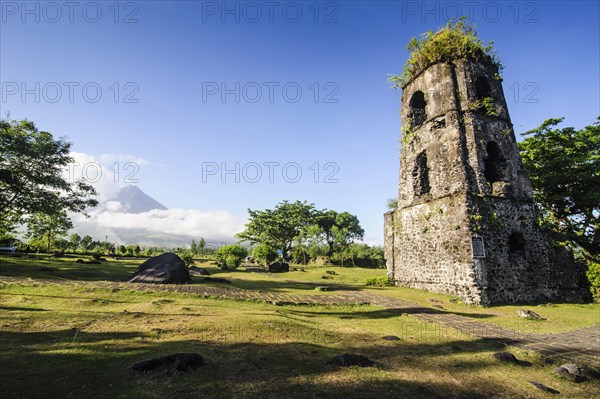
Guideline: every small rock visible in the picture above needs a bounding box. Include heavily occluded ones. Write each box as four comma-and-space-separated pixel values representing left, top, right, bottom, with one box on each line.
431, 304, 445, 310
491, 351, 519, 364
427, 298, 444, 304
326, 270, 337, 275
189, 266, 210, 276
326, 354, 374, 367
554, 364, 585, 382
517, 309, 545, 320
315, 286, 332, 291
381, 335, 400, 341
130, 353, 205, 372
528, 381, 559, 394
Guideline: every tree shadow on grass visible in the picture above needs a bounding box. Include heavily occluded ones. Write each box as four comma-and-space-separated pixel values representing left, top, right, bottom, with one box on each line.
0, 328, 541, 399
286, 306, 498, 320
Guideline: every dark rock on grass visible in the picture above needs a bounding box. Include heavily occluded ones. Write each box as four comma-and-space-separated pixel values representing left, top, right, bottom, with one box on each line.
491, 351, 519, 364
381, 335, 400, 341
327, 354, 374, 367
131, 353, 205, 372
189, 266, 211, 276
315, 286, 333, 291
554, 363, 585, 383
201, 277, 232, 284
268, 262, 289, 273
128, 253, 191, 284
326, 270, 337, 275
76, 259, 84, 263
580, 364, 600, 379
528, 381, 560, 394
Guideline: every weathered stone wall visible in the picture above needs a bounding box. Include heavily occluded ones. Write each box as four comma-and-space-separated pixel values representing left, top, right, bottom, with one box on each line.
385, 58, 591, 305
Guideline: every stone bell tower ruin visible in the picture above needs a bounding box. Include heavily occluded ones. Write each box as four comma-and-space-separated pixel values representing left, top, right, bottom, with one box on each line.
383, 34, 590, 305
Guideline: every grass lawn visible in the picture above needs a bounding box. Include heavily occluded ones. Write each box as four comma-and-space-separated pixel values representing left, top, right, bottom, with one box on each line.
1, 255, 599, 398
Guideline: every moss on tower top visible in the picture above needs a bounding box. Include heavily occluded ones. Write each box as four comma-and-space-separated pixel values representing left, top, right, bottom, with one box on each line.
389, 17, 502, 89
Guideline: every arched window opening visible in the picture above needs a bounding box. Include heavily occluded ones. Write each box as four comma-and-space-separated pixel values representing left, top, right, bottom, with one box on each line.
508, 232, 525, 254
475, 76, 492, 99
484, 141, 507, 184
412, 151, 430, 196
409, 91, 427, 127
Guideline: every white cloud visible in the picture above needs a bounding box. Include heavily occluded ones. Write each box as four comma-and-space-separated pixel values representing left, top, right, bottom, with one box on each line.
67, 152, 123, 201
91, 208, 245, 239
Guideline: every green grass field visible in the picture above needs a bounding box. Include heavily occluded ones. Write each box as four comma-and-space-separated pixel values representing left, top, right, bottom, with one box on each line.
1, 254, 598, 398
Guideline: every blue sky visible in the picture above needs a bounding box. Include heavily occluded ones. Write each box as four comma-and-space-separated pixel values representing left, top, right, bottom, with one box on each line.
1, 1, 599, 244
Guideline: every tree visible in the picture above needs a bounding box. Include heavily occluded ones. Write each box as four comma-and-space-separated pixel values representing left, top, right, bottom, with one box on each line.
0, 119, 97, 234
80, 235, 93, 252
519, 117, 600, 257
68, 233, 81, 252
252, 243, 278, 266
190, 239, 198, 254
236, 200, 317, 260
317, 210, 364, 257
215, 244, 248, 270
25, 211, 73, 253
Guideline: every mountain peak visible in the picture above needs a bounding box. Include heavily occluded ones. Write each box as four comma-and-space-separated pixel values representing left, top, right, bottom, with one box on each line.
108, 185, 167, 214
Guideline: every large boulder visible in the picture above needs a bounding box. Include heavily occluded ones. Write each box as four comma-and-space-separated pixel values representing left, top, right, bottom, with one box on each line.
269, 262, 289, 273
128, 253, 191, 284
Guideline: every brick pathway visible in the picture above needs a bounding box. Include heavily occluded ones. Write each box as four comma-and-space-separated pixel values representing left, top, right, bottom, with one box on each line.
2, 276, 598, 366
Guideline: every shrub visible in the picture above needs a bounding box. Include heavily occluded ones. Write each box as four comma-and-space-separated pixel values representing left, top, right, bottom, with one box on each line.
331, 244, 386, 268
179, 250, 195, 267
252, 243, 278, 267
587, 260, 600, 302
389, 17, 502, 88
364, 276, 394, 287
215, 244, 248, 271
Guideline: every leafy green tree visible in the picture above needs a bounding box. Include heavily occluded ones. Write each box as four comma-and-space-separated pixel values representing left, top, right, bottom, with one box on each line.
519, 117, 600, 257
0, 119, 97, 234
54, 238, 69, 252
317, 210, 364, 257
118, 244, 126, 255
25, 211, 73, 253
252, 243, 278, 266
190, 239, 198, 254
215, 244, 248, 270
68, 233, 81, 252
80, 235, 93, 252
236, 200, 317, 260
